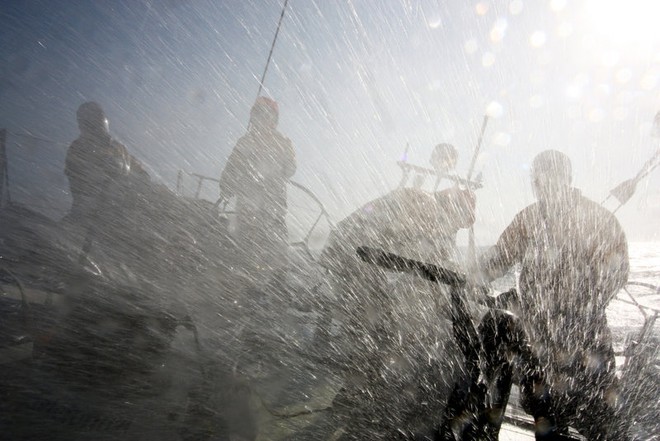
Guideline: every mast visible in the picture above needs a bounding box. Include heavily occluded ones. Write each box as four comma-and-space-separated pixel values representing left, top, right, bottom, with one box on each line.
255, 0, 290, 100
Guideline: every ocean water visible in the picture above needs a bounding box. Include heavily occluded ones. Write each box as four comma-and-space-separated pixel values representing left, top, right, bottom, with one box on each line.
628, 241, 660, 286
607, 242, 660, 351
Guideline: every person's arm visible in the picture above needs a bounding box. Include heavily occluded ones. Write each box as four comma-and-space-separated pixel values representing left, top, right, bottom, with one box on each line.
592, 212, 629, 306
478, 207, 529, 282
218, 138, 248, 199
434, 187, 476, 230
64, 140, 90, 178
112, 141, 150, 183
128, 154, 151, 181
64, 140, 94, 194
281, 136, 296, 179
64, 142, 78, 180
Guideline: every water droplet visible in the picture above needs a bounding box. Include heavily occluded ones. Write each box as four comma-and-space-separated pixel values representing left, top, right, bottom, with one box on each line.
529, 95, 545, 108
557, 22, 573, 38
475, 2, 490, 16
429, 17, 442, 29
493, 132, 511, 146
482, 52, 496, 67
464, 38, 479, 54
615, 68, 633, 84
550, 0, 567, 12
530, 31, 547, 48
640, 70, 658, 91
486, 101, 504, 118
509, 0, 524, 15
588, 108, 605, 123
490, 18, 508, 43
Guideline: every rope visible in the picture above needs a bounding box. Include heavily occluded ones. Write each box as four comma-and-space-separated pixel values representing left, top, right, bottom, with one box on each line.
256, 0, 290, 100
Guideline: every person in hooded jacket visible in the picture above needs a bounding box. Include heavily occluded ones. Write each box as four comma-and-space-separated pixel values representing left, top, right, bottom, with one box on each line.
64, 101, 149, 225
219, 97, 296, 281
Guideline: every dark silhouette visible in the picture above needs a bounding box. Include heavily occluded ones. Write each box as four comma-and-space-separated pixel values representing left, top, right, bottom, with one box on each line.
219, 97, 296, 282
477, 150, 630, 440
64, 101, 149, 225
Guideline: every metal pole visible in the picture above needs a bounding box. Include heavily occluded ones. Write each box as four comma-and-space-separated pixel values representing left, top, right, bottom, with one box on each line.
467, 115, 489, 184
467, 115, 489, 269
397, 143, 411, 189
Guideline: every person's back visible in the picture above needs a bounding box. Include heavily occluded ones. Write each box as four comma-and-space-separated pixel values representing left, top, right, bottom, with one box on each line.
320, 182, 475, 439
218, 97, 296, 282
511, 190, 626, 368
229, 128, 293, 215
479, 150, 629, 440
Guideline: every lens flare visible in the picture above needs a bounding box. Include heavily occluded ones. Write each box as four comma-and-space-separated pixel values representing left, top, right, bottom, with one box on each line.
586, 0, 660, 45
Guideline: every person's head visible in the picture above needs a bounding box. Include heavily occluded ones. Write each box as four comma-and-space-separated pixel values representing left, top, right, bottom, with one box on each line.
531, 150, 572, 203
430, 143, 458, 175
77, 101, 109, 137
249, 96, 279, 131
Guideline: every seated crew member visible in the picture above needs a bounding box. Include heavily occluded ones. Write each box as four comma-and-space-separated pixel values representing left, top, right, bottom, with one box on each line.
321, 143, 475, 439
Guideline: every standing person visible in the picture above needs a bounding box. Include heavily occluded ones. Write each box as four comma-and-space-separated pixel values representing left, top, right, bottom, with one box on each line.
218, 97, 296, 283
64, 101, 149, 225
476, 150, 630, 440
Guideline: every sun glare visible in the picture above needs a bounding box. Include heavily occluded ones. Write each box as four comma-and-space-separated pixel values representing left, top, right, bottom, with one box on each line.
586, 0, 660, 45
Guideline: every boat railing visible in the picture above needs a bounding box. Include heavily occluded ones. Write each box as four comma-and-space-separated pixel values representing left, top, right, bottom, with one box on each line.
614, 281, 660, 377
176, 169, 334, 258
395, 160, 484, 191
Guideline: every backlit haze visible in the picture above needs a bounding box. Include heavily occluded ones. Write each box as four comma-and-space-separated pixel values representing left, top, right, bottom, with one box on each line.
1, 0, 658, 245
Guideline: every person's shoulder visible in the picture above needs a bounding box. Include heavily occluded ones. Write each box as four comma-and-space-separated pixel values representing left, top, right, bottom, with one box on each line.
514, 201, 540, 219
434, 187, 454, 199
575, 190, 616, 217
500, 202, 539, 232
109, 137, 129, 152
236, 133, 251, 143
272, 130, 292, 145
67, 137, 85, 151
233, 133, 253, 149
576, 192, 623, 232
65, 138, 88, 162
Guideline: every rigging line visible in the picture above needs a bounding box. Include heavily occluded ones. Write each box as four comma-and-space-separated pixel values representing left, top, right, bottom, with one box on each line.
256, 0, 290, 100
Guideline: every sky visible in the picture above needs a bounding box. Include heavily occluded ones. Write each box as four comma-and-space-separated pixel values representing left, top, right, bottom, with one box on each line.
0, 0, 658, 245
